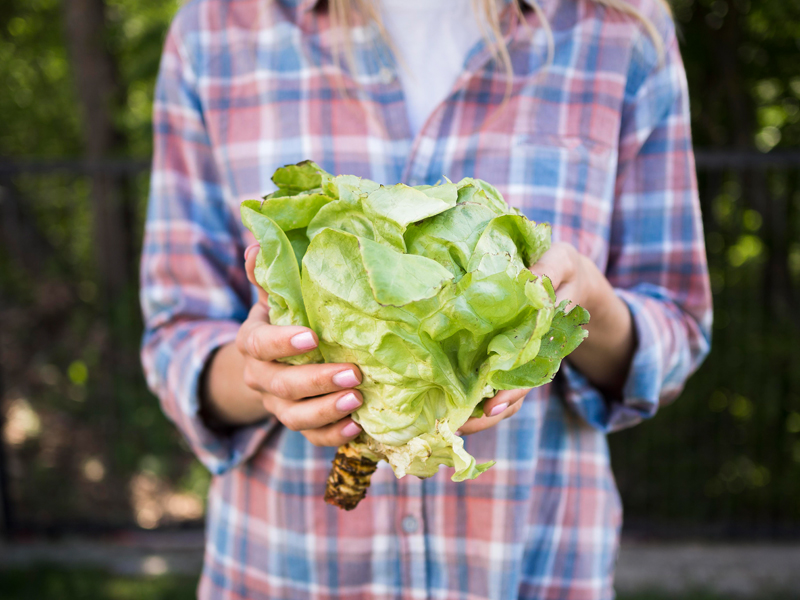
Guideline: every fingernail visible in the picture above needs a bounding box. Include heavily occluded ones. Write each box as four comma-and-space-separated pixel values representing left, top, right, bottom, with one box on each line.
332, 369, 359, 388
244, 243, 260, 261
290, 331, 317, 351
489, 402, 509, 417
341, 421, 362, 437
336, 392, 362, 412
455, 430, 463, 436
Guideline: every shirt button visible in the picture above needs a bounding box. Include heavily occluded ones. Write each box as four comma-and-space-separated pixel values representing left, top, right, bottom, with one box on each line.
401, 515, 419, 534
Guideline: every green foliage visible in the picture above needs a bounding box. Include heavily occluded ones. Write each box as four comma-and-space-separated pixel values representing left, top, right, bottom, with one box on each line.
674, 0, 800, 150
0, 0, 82, 156
0, 0, 178, 157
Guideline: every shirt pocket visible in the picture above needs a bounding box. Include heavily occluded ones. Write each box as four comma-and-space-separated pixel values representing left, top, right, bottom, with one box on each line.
504, 134, 616, 265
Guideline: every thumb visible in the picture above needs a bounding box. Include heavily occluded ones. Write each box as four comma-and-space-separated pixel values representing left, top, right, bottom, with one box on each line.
244, 243, 270, 306
529, 243, 577, 292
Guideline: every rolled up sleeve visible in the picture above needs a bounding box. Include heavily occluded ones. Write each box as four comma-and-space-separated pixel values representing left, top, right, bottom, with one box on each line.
140, 18, 274, 474
561, 18, 713, 432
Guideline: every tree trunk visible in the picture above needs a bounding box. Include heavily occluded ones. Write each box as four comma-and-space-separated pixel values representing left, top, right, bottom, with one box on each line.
62, 0, 129, 300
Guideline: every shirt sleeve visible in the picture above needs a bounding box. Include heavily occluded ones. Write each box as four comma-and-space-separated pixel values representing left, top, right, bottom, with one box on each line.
140, 19, 275, 474
560, 18, 713, 432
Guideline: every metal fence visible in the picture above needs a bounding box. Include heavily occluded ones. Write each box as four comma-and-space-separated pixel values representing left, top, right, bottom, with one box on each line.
1, 151, 799, 538
611, 150, 800, 539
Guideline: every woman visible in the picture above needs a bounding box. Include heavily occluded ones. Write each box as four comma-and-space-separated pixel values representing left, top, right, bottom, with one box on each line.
141, 0, 712, 597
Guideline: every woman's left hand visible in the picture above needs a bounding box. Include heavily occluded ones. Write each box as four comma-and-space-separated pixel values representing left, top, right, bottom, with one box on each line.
458, 242, 635, 436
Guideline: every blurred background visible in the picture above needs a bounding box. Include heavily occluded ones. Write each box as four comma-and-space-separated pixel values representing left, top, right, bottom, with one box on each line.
0, 0, 799, 598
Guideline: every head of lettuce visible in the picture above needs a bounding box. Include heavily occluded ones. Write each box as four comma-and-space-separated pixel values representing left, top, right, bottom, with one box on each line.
241, 161, 589, 509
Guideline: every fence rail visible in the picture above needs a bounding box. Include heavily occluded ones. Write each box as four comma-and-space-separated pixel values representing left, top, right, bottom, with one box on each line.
694, 150, 800, 169
1, 150, 799, 538
0, 159, 151, 177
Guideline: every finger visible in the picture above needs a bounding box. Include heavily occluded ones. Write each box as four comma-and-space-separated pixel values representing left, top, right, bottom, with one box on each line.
246, 299, 270, 324
302, 418, 363, 448
529, 242, 576, 290
244, 243, 270, 305
482, 387, 530, 418
261, 361, 362, 401
237, 319, 319, 362
273, 389, 363, 432
554, 280, 581, 309
458, 400, 523, 436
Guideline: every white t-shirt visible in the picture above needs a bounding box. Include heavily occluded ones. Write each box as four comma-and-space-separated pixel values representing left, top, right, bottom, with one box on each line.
377, 0, 484, 138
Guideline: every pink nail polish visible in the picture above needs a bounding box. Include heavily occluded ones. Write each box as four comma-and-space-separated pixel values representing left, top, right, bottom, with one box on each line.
489, 402, 509, 417
244, 243, 260, 261
335, 392, 361, 412
341, 421, 361, 437
332, 369, 359, 388
290, 331, 317, 351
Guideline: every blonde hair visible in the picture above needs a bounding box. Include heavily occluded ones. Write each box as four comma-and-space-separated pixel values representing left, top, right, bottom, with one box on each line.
328, 0, 671, 88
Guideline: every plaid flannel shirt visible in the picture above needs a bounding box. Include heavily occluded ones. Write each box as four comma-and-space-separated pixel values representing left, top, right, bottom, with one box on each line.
140, 0, 712, 597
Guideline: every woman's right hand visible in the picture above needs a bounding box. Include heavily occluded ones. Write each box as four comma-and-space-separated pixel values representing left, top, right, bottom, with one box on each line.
203, 244, 365, 448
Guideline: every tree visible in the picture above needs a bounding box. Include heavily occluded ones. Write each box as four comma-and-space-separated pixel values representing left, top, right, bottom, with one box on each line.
63, 0, 131, 299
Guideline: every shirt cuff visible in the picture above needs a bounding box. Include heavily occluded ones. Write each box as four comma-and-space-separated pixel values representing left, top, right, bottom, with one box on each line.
150, 320, 276, 474
559, 288, 672, 433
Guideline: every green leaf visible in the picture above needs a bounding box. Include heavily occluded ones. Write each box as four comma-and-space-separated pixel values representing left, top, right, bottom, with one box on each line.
363, 183, 458, 227
240, 205, 321, 365
285, 229, 310, 267
489, 302, 590, 389
405, 202, 497, 278
455, 178, 510, 214
243, 192, 332, 232
271, 160, 326, 192
307, 198, 406, 251
358, 236, 455, 306
469, 214, 552, 272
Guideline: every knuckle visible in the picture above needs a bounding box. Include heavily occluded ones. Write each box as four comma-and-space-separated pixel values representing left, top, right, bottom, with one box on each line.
242, 366, 259, 391
260, 394, 276, 414
280, 410, 301, 432
235, 329, 249, 354
310, 369, 329, 391
269, 376, 294, 400
246, 330, 264, 358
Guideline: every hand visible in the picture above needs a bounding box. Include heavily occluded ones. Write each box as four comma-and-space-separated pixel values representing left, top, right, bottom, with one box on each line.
530, 241, 636, 394
460, 241, 635, 436
458, 243, 586, 436
205, 244, 366, 447
528, 241, 599, 310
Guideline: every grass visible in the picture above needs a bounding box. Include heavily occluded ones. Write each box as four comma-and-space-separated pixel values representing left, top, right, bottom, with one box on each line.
0, 567, 795, 600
